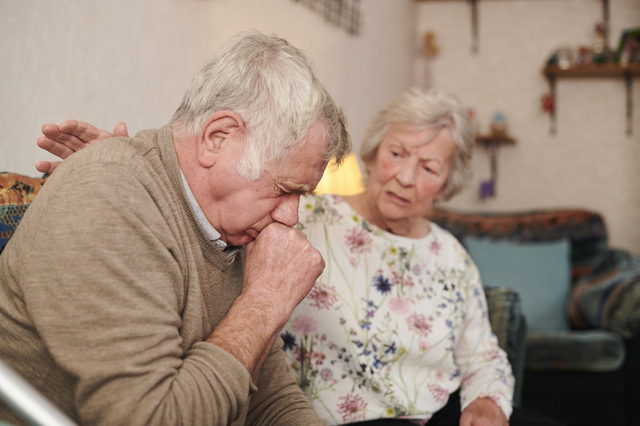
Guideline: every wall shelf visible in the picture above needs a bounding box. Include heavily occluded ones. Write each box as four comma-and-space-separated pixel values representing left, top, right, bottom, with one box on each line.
544, 64, 640, 78
476, 133, 516, 146
416, 0, 637, 134
543, 64, 640, 135
474, 133, 516, 199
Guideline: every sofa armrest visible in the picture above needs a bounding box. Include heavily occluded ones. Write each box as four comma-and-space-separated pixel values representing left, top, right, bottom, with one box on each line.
525, 329, 625, 372
484, 286, 527, 406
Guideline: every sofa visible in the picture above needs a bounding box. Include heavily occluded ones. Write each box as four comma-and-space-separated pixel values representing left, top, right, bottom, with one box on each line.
0, 172, 528, 421
428, 207, 640, 426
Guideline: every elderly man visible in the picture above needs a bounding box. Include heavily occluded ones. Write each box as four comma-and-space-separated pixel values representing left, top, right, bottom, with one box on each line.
0, 30, 350, 425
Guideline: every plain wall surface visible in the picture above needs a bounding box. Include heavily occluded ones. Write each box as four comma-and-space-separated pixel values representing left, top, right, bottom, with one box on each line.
417, 0, 640, 255
0, 0, 415, 176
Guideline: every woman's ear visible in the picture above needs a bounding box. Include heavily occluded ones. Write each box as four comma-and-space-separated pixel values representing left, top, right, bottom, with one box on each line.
363, 155, 375, 177
362, 146, 379, 176
433, 181, 449, 202
198, 110, 246, 168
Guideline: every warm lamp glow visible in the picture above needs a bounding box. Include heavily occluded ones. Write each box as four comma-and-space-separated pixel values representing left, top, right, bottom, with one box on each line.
315, 153, 365, 196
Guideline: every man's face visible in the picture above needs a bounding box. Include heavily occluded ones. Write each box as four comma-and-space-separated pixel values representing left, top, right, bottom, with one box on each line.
207, 121, 330, 246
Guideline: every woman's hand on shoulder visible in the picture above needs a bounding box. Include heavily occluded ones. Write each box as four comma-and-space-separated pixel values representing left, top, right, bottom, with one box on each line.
460, 397, 508, 426
35, 120, 129, 174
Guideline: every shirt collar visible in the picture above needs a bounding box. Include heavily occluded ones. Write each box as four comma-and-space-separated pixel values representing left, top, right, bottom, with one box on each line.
179, 170, 228, 251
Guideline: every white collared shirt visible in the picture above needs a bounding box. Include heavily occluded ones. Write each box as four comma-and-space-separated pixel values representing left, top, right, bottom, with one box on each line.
179, 170, 228, 251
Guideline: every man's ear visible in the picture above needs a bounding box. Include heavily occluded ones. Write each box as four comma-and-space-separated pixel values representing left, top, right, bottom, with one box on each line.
198, 110, 246, 168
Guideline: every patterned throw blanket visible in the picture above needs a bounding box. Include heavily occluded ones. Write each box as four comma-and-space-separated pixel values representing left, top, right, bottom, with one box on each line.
0, 173, 46, 255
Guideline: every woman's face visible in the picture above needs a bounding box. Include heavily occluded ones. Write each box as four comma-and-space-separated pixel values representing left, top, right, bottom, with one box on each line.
364, 123, 457, 228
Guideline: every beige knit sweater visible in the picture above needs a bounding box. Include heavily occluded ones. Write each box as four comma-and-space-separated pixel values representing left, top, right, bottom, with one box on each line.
0, 125, 323, 425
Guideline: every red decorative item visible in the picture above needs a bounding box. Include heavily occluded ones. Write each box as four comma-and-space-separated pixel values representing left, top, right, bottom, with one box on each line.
541, 94, 555, 114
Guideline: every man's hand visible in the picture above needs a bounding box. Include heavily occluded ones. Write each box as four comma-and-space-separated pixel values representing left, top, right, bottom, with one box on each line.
242, 223, 325, 325
35, 120, 129, 174
207, 223, 324, 379
460, 397, 509, 426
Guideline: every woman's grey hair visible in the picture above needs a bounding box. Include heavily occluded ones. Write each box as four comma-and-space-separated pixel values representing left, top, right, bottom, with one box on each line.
171, 30, 351, 180
360, 88, 475, 201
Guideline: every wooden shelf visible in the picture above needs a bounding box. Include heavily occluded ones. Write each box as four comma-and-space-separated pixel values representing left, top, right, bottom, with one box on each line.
543, 64, 640, 78
476, 134, 516, 145
543, 64, 639, 135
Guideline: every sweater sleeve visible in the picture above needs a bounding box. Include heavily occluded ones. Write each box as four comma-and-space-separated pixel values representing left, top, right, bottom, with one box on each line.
244, 337, 325, 425
454, 253, 514, 419
18, 162, 255, 425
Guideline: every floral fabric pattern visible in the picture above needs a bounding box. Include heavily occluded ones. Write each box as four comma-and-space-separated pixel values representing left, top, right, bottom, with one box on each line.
281, 194, 513, 425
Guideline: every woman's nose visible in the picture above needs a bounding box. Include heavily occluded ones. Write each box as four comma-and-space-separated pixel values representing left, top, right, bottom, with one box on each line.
396, 162, 416, 186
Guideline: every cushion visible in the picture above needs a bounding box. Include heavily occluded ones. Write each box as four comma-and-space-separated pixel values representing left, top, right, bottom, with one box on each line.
0, 173, 47, 254
568, 249, 640, 339
428, 208, 608, 283
464, 237, 571, 331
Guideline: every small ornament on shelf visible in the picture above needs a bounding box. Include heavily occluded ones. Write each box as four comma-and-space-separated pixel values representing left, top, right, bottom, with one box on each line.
490, 111, 507, 137
480, 180, 495, 200
547, 47, 575, 69
423, 31, 439, 57
576, 45, 595, 66
541, 93, 555, 114
616, 28, 640, 65
593, 21, 614, 64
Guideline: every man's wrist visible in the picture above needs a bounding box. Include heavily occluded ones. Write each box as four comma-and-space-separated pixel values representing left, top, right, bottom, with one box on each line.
206, 295, 281, 378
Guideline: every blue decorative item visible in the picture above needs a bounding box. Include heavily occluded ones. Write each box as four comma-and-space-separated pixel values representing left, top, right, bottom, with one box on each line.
480, 180, 494, 200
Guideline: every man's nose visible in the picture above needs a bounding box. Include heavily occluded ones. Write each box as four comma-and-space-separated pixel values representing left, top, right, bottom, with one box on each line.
272, 194, 300, 227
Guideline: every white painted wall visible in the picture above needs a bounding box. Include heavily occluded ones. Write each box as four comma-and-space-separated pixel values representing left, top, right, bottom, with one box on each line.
417, 0, 640, 255
0, 0, 415, 176
2, 0, 639, 255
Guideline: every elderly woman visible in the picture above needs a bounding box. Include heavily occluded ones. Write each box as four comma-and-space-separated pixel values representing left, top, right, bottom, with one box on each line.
36, 89, 562, 426
280, 88, 515, 426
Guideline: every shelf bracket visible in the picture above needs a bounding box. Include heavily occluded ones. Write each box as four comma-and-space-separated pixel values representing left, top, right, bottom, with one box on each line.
470, 0, 479, 54
547, 74, 557, 136
625, 72, 633, 135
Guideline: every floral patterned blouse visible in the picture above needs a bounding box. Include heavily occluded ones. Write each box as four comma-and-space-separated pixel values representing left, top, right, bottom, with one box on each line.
280, 194, 514, 425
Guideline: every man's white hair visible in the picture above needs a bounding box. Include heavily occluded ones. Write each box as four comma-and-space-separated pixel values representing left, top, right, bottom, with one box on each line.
171, 30, 350, 180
